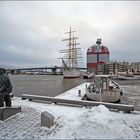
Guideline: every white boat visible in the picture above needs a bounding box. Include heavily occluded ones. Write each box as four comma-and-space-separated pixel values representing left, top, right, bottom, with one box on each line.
60, 27, 82, 78
83, 72, 95, 79
86, 75, 123, 103
114, 72, 140, 80
117, 76, 140, 80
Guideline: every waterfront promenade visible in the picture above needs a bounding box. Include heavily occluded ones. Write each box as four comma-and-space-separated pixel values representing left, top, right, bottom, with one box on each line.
0, 83, 140, 139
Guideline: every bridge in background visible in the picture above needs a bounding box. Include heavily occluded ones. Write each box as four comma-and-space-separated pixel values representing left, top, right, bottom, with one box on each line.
9, 67, 87, 75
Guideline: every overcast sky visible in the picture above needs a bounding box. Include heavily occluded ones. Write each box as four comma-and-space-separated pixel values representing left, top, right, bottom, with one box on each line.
0, 1, 140, 68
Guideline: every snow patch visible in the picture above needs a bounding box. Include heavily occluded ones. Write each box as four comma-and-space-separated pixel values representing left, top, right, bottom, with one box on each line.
0, 83, 140, 139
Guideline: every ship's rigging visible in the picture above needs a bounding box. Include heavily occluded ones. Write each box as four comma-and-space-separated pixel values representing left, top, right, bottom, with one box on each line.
60, 27, 82, 70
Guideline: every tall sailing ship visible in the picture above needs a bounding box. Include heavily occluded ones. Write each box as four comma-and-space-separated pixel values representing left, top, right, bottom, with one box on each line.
60, 27, 82, 78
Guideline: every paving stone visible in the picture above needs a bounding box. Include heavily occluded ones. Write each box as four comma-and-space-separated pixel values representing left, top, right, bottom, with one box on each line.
0, 106, 40, 139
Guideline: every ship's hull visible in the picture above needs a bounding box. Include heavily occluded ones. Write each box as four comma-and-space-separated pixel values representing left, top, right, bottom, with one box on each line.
86, 90, 121, 103
63, 69, 80, 78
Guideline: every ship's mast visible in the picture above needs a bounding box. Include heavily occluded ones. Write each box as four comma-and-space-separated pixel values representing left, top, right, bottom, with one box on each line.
72, 35, 81, 68
62, 27, 77, 68
61, 27, 82, 69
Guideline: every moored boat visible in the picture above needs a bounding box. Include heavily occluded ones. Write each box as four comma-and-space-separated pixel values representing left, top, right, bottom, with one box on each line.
112, 72, 140, 80
86, 75, 123, 103
117, 76, 140, 80
83, 72, 95, 79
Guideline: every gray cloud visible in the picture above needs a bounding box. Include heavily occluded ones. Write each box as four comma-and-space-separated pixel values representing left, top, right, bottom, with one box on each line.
0, 1, 140, 68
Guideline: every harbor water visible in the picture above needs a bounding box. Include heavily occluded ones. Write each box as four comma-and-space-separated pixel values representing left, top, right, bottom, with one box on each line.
10, 75, 87, 97
9, 74, 140, 110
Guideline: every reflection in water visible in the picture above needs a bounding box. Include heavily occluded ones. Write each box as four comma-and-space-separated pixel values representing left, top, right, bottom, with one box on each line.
10, 75, 87, 97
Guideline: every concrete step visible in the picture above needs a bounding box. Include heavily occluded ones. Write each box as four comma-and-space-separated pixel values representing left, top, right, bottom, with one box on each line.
0, 106, 21, 121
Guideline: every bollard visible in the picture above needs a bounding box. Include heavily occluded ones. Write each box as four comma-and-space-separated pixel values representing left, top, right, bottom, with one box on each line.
41, 111, 54, 128
85, 84, 87, 94
78, 90, 81, 97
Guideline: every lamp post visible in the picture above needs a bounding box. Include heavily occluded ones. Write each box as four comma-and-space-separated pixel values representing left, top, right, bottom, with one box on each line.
96, 38, 101, 75
96, 39, 102, 102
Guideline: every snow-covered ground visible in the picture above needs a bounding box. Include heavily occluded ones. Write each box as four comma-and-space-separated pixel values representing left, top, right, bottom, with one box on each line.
0, 83, 140, 139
